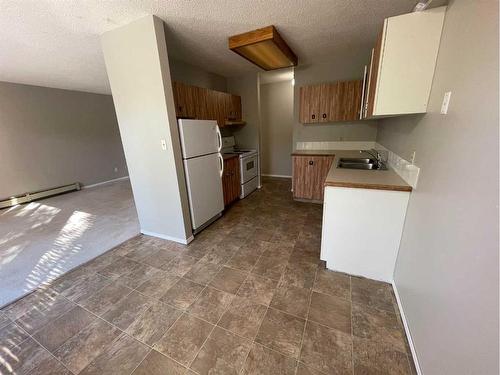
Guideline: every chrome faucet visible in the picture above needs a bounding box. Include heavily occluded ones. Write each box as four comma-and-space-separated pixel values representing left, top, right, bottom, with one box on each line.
360, 149, 387, 169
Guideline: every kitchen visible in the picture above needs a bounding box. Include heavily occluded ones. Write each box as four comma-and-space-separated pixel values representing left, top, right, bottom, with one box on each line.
0, 1, 496, 374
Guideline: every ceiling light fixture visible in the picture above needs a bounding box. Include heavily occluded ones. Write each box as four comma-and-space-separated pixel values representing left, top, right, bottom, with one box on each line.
228, 25, 298, 71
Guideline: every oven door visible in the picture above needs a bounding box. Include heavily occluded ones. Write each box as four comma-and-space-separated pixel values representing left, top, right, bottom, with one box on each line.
240, 154, 258, 184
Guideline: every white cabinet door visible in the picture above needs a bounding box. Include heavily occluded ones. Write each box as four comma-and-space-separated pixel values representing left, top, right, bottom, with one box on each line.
183, 153, 224, 230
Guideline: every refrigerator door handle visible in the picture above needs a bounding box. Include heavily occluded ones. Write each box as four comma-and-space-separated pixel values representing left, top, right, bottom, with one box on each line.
218, 153, 224, 178
216, 126, 222, 152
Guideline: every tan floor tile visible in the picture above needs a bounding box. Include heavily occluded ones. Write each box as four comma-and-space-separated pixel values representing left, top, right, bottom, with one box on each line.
135, 272, 179, 299
98, 257, 142, 279
15, 294, 75, 334
300, 321, 352, 374
115, 262, 163, 289
352, 303, 407, 353
160, 278, 205, 310
29, 354, 72, 375
126, 301, 182, 345
237, 274, 278, 306
79, 280, 132, 315
271, 284, 311, 318
132, 350, 187, 375
79, 333, 150, 375
313, 269, 351, 300
280, 261, 318, 289
102, 290, 152, 330
255, 308, 305, 358
33, 305, 95, 352
160, 254, 199, 276
54, 318, 121, 374
0, 311, 10, 329
296, 362, 324, 375
188, 287, 234, 323
242, 343, 296, 375
191, 326, 252, 375
2, 288, 60, 320
184, 259, 222, 285
154, 313, 214, 366
4, 336, 53, 374
0, 322, 30, 350
252, 255, 288, 280
226, 248, 261, 271
308, 292, 351, 334
351, 277, 396, 313
353, 337, 412, 375
141, 247, 180, 268
200, 243, 239, 265
218, 296, 267, 339
210, 266, 247, 294
61, 273, 112, 303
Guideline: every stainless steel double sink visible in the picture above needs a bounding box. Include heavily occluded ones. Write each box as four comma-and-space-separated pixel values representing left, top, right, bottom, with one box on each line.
337, 157, 387, 170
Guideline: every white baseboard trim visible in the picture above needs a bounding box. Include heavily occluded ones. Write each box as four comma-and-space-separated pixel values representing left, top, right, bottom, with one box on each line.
392, 281, 422, 375
261, 174, 292, 178
83, 176, 130, 189
141, 230, 193, 245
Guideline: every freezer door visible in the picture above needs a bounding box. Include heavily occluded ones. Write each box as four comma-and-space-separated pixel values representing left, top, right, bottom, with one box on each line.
183, 153, 224, 230
178, 119, 221, 159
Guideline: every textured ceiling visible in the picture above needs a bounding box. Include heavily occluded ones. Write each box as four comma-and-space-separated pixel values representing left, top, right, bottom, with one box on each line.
0, 0, 442, 94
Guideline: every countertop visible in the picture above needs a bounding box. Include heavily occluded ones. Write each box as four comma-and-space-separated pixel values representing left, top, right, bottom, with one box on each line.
292, 149, 412, 192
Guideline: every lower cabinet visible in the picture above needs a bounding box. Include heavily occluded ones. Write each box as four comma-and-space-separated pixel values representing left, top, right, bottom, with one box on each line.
222, 156, 241, 206
292, 155, 334, 201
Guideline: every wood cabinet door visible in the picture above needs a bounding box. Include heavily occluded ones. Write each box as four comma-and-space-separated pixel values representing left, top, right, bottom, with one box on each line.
229, 95, 242, 121
292, 156, 313, 199
299, 85, 321, 123
366, 29, 384, 117
318, 84, 330, 123
222, 157, 241, 206
172, 81, 195, 118
310, 156, 334, 201
193, 86, 209, 120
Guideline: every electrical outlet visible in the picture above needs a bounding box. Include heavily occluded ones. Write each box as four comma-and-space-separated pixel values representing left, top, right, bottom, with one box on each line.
161, 139, 167, 150
441, 91, 452, 114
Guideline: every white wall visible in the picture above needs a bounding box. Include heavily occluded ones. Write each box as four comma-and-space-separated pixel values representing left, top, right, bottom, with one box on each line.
0, 82, 127, 199
260, 80, 294, 177
169, 57, 227, 92
377, 1, 499, 374
102, 15, 192, 243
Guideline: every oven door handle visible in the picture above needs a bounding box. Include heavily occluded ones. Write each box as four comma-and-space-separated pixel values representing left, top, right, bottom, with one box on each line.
218, 153, 224, 178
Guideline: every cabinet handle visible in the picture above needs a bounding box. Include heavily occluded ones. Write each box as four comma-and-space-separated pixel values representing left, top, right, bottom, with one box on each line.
309, 160, 314, 166
312, 114, 316, 120
322, 113, 327, 119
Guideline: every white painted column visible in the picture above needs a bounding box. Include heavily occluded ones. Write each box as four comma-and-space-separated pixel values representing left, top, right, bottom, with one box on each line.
101, 15, 192, 244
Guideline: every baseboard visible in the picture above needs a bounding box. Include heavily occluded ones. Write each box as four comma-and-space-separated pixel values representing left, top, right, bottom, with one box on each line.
392, 281, 422, 375
82, 176, 129, 189
141, 230, 193, 245
261, 174, 292, 178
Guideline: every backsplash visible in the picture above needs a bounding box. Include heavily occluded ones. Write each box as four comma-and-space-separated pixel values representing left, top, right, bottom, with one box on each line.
375, 144, 420, 189
295, 141, 420, 189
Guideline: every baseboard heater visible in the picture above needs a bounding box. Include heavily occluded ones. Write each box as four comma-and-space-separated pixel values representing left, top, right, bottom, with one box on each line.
0, 183, 81, 209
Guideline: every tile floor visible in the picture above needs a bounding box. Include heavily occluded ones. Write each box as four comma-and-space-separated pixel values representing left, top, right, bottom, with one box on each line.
0, 177, 416, 375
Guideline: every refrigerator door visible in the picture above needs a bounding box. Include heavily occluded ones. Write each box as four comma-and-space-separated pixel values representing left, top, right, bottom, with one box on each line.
178, 119, 221, 159
183, 153, 224, 231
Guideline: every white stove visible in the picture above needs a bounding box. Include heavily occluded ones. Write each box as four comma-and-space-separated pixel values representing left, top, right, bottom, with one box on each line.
221, 136, 259, 198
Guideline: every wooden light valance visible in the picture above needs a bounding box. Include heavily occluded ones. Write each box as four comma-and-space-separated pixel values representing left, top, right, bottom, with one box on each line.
228, 25, 298, 70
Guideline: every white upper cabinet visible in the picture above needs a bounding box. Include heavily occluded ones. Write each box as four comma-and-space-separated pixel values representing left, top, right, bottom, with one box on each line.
364, 6, 446, 118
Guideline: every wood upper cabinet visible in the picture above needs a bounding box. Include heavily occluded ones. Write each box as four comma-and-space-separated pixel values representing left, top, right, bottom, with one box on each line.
299, 81, 362, 124
222, 156, 240, 206
292, 155, 334, 201
363, 7, 446, 117
172, 81, 243, 127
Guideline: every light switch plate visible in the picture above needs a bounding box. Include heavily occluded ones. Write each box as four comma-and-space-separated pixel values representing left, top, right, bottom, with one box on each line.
441, 91, 452, 114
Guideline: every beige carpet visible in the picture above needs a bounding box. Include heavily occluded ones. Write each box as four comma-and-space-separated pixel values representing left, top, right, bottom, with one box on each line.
0, 179, 140, 307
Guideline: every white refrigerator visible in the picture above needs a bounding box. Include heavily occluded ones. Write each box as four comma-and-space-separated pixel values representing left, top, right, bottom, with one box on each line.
178, 119, 224, 233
